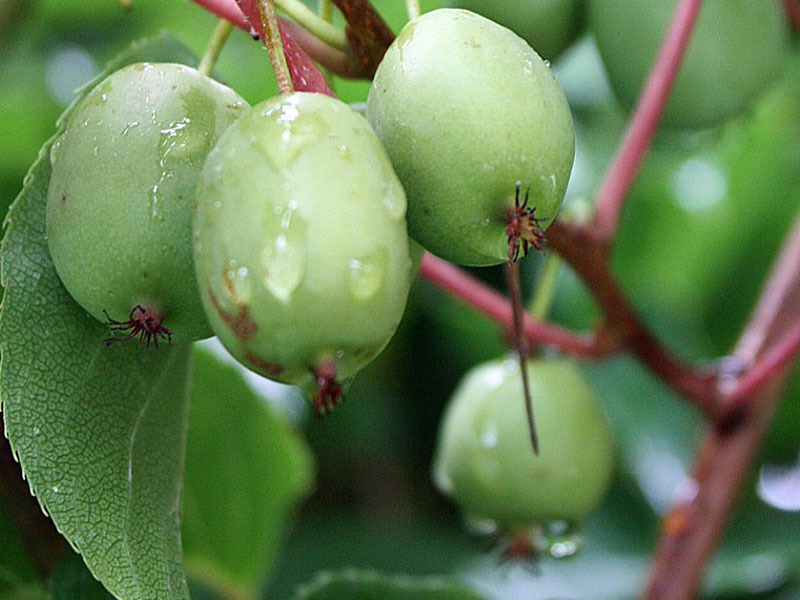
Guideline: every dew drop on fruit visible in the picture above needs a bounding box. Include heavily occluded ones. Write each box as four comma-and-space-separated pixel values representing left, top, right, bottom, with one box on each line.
541, 520, 584, 559
464, 514, 499, 537
380, 181, 406, 222
49, 131, 67, 166
347, 248, 387, 301
262, 234, 305, 304
231, 265, 253, 304
121, 121, 140, 136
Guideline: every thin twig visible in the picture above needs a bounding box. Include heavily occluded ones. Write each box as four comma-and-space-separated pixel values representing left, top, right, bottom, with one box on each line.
419, 252, 611, 358
197, 19, 235, 77
256, 0, 294, 94
330, 0, 395, 76
592, 0, 703, 241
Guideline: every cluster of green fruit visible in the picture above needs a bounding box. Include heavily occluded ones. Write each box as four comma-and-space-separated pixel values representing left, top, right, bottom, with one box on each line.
43, 0, 791, 546
45, 8, 573, 415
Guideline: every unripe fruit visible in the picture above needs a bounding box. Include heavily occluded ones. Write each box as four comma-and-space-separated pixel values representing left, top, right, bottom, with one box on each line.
194, 92, 412, 413
47, 62, 248, 343
589, 0, 790, 128
433, 357, 613, 530
367, 9, 574, 267
449, 0, 583, 59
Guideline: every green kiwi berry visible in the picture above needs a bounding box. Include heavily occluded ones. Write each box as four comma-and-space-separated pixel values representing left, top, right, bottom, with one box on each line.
367, 8, 575, 267
449, 0, 584, 59
46, 62, 248, 344
589, 0, 790, 128
433, 357, 614, 530
194, 92, 412, 414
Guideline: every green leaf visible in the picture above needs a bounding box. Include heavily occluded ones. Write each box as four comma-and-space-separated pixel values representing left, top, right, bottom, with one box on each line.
182, 345, 314, 600
0, 33, 200, 600
294, 570, 487, 600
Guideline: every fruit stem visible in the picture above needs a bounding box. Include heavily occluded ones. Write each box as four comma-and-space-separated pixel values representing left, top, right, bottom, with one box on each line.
198, 18, 235, 77
528, 252, 561, 322
318, 0, 337, 90
276, 0, 348, 50
504, 259, 539, 455
405, 0, 420, 20
257, 0, 294, 94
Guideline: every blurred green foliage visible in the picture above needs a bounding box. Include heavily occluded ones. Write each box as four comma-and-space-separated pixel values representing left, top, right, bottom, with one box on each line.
0, 1, 798, 600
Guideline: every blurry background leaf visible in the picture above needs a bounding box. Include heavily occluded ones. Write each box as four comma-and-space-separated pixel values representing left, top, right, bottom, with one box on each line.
182, 344, 314, 600
293, 569, 487, 600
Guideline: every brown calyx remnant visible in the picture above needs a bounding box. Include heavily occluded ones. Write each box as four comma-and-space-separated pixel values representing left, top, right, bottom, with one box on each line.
505, 181, 546, 262
104, 305, 172, 350
312, 359, 343, 417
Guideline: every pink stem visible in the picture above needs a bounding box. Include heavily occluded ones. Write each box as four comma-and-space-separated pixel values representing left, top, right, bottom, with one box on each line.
419, 252, 604, 358
725, 320, 800, 406
592, 0, 703, 240
191, 0, 335, 95
784, 0, 800, 29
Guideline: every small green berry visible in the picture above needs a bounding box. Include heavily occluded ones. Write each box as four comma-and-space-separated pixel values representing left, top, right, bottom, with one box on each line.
433, 357, 614, 530
46, 62, 248, 343
367, 9, 575, 266
194, 92, 412, 414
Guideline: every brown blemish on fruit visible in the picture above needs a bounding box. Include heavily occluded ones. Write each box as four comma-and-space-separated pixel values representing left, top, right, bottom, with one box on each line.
205, 286, 257, 342
243, 350, 284, 377
61, 193, 67, 203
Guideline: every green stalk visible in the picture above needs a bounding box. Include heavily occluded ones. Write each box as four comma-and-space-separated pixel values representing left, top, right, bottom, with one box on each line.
276, 0, 348, 50
257, 0, 294, 95
406, 0, 421, 20
198, 19, 235, 77
528, 252, 562, 322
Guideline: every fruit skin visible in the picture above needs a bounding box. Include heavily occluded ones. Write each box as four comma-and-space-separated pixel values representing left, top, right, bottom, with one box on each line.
47, 62, 248, 340
433, 357, 613, 528
449, 0, 584, 59
589, 0, 790, 129
367, 9, 575, 267
194, 92, 412, 394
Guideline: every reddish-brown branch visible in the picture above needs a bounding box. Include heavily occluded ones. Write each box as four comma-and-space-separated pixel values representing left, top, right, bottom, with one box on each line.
724, 321, 800, 406
545, 222, 720, 413
329, 0, 394, 77
419, 252, 610, 358
784, 0, 800, 29
642, 214, 800, 600
592, 0, 703, 240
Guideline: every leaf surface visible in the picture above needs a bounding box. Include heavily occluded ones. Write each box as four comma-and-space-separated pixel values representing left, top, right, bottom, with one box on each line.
0, 33, 199, 600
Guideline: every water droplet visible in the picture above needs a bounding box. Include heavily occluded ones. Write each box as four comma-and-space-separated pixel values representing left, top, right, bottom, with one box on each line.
464, 515, 499, 536
121, 121, 140, 136
481, 422, 498, 449
542, 520, 584, 558
261, 101, 328, 169
231, 266, 252, 304
32, 427, 40, 436
262, 235, 304, 303
348, 248, 387, 301
51, 485, 59, 493
49, 131, 67, 166
22, 171, 34, 187
380, 181, 406, 221
544, 59, 551, 68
